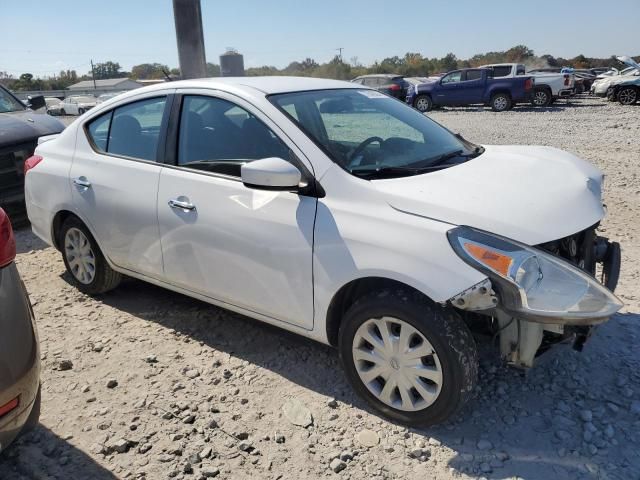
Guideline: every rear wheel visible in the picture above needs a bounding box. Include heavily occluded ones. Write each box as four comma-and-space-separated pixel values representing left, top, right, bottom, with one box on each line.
490, 93, 512, 112
339, 289, 478, 426
413, 95, 432, 112
531, 88, 552, 107
78, 108, 85, 115
618, 86, 638, 105
60, 216, 121, 295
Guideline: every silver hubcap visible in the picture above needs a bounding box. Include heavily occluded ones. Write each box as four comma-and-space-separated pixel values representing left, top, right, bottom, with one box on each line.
64, 228, 96, 284
416, 98, 429, 111
534, 91, 548, 105
494, 96, 508, 110
352, 317, 443, 412
619, 89, 636, 104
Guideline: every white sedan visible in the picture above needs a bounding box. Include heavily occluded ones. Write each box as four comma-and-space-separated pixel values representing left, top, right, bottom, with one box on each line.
60, 95, 97, 115
24, 77, 622, 425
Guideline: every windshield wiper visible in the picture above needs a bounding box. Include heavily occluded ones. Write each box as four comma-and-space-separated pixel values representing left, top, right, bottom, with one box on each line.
351, 164, 449, 179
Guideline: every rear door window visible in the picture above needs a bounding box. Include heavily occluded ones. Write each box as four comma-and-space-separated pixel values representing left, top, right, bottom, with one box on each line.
464, 70, 483, 81
85, 97, 167, 161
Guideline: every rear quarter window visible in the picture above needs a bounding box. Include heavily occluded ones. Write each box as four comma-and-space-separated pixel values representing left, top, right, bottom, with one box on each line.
87, 112, 112, 151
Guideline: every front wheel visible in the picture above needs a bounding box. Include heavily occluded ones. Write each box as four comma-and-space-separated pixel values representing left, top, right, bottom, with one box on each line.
490, 93, 512, 112
78, 108, 85, 115
339, 289, 478, 426
413, 95, 432, 112
60, 216, 122, 295
618, 86, 638, 105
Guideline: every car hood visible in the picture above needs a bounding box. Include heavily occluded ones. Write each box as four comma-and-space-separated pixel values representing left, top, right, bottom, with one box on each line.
596, 72, 640, 87
0, 110, 65, 149
373, 145, 605, 245
617, 55, 640, 70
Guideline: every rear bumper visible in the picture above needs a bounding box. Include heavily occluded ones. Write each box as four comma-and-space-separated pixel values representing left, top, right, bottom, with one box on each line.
0, 263, 41, 453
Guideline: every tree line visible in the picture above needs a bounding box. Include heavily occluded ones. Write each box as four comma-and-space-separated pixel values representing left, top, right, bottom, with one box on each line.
2, 45, 638, 91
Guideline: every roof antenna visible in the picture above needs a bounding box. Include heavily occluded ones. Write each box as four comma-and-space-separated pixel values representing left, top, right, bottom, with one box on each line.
162, 68, 173, 82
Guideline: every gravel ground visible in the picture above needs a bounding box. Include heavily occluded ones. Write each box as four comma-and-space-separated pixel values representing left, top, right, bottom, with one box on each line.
1, 97, 639, 480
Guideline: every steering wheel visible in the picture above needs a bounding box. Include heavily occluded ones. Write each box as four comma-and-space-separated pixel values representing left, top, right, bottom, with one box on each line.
348, 136, 384, 166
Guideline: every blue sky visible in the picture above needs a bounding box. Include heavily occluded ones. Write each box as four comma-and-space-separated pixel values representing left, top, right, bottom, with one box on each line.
1, 0, 638, 77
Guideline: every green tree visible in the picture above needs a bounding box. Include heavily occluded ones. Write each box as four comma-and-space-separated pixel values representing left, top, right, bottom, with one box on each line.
131, 63, 170, 80
92, 61, 125, 79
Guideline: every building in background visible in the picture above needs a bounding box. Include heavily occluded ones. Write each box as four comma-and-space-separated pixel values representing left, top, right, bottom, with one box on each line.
220, 49, 245, 77
67, 78, 141, 92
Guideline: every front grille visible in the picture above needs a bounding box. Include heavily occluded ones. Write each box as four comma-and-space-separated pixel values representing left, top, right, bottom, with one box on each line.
537, 225, 598, 273
0, 140, 37, 219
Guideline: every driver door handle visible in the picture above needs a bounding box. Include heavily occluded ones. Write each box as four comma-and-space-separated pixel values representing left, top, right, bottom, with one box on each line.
168, 198, 196, 211
73, 177, 91, 189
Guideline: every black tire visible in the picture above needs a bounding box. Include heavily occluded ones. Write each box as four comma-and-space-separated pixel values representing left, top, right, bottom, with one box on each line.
78, 108, 85, 115
531, 88, 552, 107
617, 86, 638, 105
490, 93, 512, 112
413, 95, 433, 112
59, 216, 122, 295
338, 289, 478, 426
60, 108, 66, 115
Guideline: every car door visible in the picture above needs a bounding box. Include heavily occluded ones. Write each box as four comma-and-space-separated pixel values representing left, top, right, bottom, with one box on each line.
157, 91, 316, 329
456, 69, 485, 104
434, 71, 463, 105
70, 92, 172, 277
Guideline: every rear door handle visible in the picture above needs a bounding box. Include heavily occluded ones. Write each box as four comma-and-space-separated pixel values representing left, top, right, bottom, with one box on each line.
73, 177, 91, 189
168, 198, 196, 211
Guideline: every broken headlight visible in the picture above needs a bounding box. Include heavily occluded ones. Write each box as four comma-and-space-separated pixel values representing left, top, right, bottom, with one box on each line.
447, 226, 623, 324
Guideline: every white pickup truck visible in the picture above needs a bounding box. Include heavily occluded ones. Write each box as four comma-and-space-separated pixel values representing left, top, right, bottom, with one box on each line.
481, 63, 575, 107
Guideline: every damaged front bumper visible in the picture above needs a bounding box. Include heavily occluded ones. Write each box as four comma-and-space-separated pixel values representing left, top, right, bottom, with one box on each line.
448, 226, 622, 368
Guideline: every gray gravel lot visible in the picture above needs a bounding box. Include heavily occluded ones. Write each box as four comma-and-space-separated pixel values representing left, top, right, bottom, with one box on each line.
1, 97, 639, 480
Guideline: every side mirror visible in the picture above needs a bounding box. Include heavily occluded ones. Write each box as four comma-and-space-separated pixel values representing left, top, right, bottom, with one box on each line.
27, 95, 46, 110
241, 157, 301, 191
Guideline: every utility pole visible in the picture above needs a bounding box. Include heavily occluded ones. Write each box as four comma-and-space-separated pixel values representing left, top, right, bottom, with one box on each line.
336, 47, 344, 61
90, 59, 97, 90
172, 0, 207, 79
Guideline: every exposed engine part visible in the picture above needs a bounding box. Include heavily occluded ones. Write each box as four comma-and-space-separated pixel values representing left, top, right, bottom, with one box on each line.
449, 278, 498, 311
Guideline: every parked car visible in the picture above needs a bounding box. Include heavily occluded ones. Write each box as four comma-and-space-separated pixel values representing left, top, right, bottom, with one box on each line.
0, 85, 65, 219
591, 57, 640, 99
610, 77, 640, 105
406, 67, 534, 112
96, 92, 125, 104
480, 63, 574, 107
0, 207, 41, 453
60, 95, 97, 115
45, 97, 64, 116
25, 77, 622, 425
351, 74, 410, 99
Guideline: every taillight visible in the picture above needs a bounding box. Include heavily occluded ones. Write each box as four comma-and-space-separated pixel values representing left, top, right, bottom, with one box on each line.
0, 208, 16, 268
24, 154, 43, 175
524, 78, 533, 91
388, 84, 401, 91
564, 74, 570, 86
0, 396, 19, 418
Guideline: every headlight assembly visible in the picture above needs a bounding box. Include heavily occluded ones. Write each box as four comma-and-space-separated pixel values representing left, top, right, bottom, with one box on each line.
447, 226, 623, 324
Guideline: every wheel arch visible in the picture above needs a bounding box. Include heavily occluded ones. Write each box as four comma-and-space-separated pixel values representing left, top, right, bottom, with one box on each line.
325, 276, 436, 347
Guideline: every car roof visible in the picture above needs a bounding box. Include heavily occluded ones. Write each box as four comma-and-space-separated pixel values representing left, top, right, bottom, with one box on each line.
354, 74, 403, 79
129, 76, 362, 96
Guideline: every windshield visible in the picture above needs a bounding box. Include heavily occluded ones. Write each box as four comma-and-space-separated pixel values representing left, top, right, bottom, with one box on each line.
269, 89, 478, 178
0, 86, 26, 113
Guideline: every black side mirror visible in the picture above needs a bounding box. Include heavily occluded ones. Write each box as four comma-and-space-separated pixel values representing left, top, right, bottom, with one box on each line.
27, 95, 46, 110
